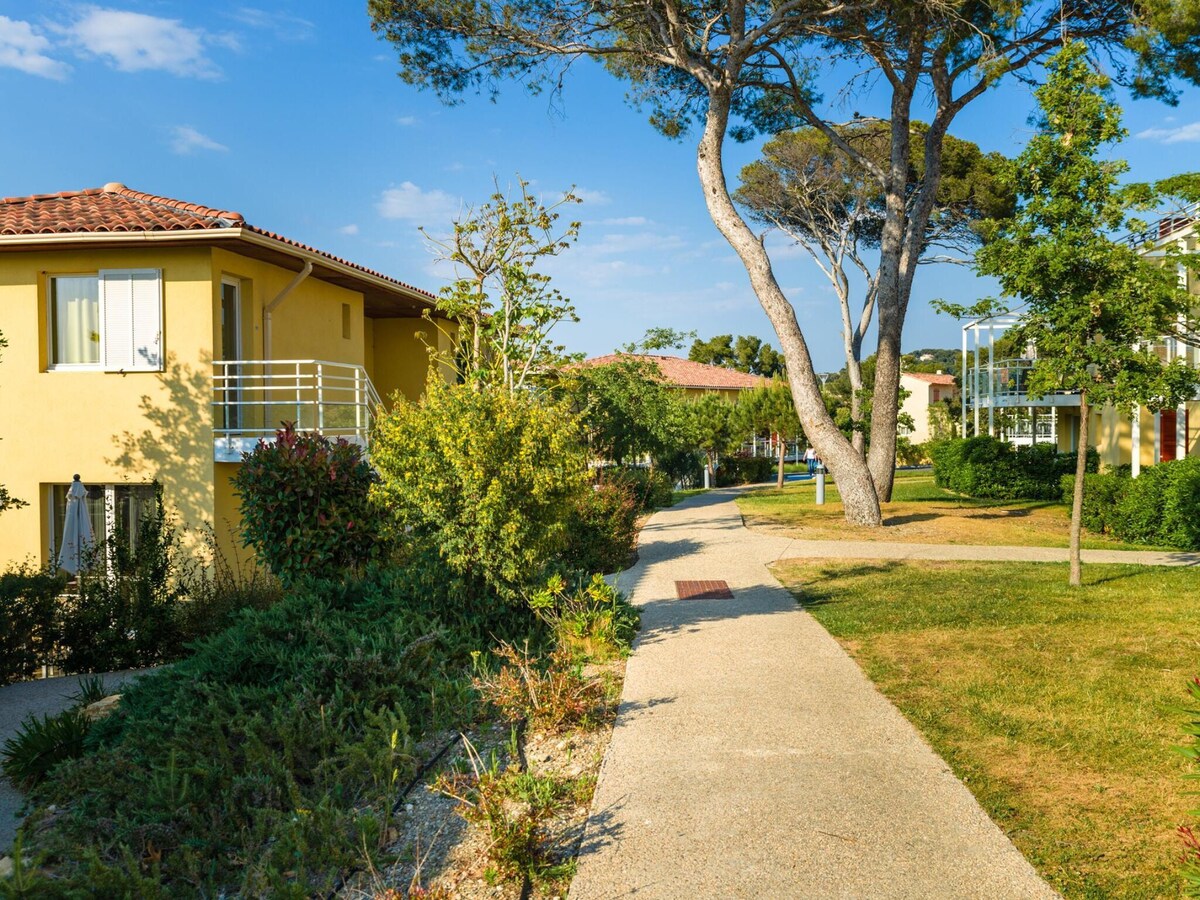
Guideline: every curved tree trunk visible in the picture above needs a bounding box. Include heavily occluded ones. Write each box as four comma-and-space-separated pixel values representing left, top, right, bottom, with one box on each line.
695, 89, 881, 526
1069, 395, 1090, 587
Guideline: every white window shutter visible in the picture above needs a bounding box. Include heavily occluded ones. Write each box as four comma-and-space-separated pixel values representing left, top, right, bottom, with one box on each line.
101, 270, 162, 371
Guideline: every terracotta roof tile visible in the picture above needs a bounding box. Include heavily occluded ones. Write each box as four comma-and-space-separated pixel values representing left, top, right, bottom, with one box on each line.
581, 353, 767, 391
0, 183, 435, 301
902, 371, 957, 386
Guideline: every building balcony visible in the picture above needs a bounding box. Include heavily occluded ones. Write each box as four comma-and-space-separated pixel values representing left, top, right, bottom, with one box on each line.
963, 358, 1083, 410
212, 359, 381, 462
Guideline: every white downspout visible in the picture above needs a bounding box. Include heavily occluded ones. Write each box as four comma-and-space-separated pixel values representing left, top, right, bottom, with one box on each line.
264, 260, 313, 360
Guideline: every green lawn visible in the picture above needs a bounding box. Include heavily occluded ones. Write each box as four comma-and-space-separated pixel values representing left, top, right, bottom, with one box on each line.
774, 558, 1200, 899
740, 472, 1149, 550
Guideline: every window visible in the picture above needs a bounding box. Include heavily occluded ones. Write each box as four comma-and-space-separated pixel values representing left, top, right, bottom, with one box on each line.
342, 303, 351, 340
49, 483, 156, 564
50, 275, 100, 365
49, 269, 162, 371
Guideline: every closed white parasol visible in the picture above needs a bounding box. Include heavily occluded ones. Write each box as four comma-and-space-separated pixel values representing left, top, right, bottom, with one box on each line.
58, 474, 94, 575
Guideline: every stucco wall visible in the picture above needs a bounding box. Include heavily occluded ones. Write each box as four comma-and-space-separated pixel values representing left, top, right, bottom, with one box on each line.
0, 245, 216, 566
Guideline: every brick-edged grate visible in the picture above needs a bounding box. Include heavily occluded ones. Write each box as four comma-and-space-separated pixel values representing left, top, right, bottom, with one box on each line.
675, 580, 734, 600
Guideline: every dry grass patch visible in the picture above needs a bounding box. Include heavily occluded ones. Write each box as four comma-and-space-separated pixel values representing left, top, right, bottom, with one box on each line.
774, 559, 1200, 899
740, 473, 1145, 549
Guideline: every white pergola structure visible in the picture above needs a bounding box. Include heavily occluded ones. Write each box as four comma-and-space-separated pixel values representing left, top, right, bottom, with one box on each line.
960, 313, 1075, 447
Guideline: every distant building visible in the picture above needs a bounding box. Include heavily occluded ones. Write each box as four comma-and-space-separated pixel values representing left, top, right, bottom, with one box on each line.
960, 205, 1200, 470
899, 371, 958, 445
579, 353, 766, 402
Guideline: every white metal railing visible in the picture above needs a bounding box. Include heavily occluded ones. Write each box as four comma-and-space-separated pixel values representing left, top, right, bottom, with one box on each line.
1123, 201, 1200, 249
213, 359, 380, 460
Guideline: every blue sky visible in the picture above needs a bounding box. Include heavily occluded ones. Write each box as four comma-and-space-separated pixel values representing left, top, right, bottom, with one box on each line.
2, 2, 1198, 370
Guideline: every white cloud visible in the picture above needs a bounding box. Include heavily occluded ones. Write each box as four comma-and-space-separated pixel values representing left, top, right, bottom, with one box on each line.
229, 7, 314, 40
572, 187, 611, 206
0, 16, 69, 79
339, 224, 360, 235
600, 216, 649, 226
1135, 122, 1200, 144
169, 125, 228, 155
376, 182, 461, 223
67, 8, 220, 78
396, 115, 419, 126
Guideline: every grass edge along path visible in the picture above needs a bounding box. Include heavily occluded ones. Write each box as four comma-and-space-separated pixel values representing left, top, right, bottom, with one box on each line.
739, 472, 1157, 552
773, 557, 1199, 900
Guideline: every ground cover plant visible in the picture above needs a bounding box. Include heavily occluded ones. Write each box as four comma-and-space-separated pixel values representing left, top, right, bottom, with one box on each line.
774, 558, 1200, 898
11, 566, 536, 895
737, 471, 1144, 550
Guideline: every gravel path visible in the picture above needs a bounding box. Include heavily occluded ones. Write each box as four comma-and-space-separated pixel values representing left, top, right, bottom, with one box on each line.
570, 488, 1059, 899
0, 670, 146, 852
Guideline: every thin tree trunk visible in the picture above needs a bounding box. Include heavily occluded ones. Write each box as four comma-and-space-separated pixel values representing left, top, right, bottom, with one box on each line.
1069, 395, 1090, 587
694, 90, 881, 526
777, 436, 786, 489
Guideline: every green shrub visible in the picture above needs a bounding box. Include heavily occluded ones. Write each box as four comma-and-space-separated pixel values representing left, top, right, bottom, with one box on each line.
1061, 458, 1200, 550
174, 532, 283, 646
1061, 472, 1130, 534
1, 708, 91, 789
603, 466, 674, 512
1113, 458, 1200, 549
61, 484, 186, 673
20, 566, 532, 894
530, 574, 640, 661
233, 423, 384, 587
715, 454, 774, 486
0, 564, 67, 685
562, 481, 639, 576
930, 436, 1097, 500
654, 446, 705, 488
372, 382, 588, 605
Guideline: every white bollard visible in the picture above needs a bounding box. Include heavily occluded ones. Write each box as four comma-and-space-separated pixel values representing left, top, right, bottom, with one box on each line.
815, 469, 826, 505
704, 466, 711, 489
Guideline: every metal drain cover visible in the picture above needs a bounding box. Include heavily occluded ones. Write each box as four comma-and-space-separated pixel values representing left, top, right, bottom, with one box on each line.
675, 580, 734, 600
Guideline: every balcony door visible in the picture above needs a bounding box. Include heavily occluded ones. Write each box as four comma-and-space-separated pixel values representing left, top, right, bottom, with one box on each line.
220, 279, 243, 431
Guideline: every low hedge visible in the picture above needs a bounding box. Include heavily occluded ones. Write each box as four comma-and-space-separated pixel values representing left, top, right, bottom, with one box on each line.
1062, 457, 1200, 550
716, 455, 775, 486
930, 436, 1098, 501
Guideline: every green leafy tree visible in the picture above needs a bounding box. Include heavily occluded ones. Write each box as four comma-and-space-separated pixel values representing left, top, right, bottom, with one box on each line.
423, 178, 582, 394
737, 125, 1010, 454
371, 381, 588, 605
0, 330, 25, 516
369, 0, 1200, 525
689, 334, 784, 376
737, 382, 804, 487
686, 393, 737, 482
973, 42, 1200, 587
622, 326, 696, 354
566, 355, 676, 465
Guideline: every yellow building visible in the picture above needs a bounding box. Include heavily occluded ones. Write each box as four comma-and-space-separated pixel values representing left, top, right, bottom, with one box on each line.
899, 371, 958, 445
0, 183, 448, 569
960, 210, 1200, 470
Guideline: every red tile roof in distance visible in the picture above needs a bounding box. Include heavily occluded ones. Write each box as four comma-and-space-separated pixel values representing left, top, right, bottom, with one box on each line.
902, 371, 956, 386
582, 353, 767, 390
0, 183, 435, 300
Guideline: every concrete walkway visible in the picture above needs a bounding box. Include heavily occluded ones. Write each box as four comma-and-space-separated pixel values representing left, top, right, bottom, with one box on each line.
571, 488, 1058, 899
0, 670, 144, 851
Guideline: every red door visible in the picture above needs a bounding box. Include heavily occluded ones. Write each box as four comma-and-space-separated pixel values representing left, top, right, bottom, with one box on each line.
1161, 411, 1177, 463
